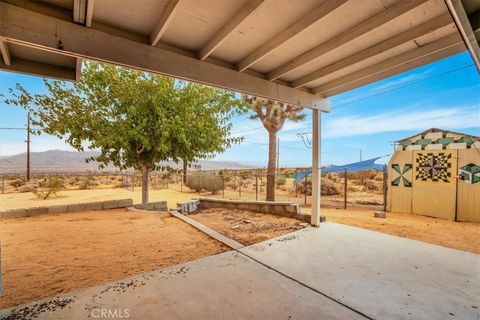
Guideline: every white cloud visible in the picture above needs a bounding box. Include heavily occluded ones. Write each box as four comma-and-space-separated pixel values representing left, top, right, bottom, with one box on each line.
323, 105, 480, 138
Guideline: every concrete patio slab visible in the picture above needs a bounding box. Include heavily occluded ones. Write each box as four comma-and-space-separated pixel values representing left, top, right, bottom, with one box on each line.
240, 222, 480, 320
0, 251, 367, 320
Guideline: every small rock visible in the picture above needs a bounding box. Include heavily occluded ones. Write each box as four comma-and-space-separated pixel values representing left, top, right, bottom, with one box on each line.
299, 222, 309, 227
231, 225, 240, 229
244, 220, 252, 224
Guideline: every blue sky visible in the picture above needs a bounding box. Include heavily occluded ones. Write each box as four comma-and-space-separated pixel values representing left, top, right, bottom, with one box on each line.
0, 51, 479, 168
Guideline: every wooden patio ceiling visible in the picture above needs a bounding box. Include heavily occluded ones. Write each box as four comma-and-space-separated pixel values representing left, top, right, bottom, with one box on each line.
0, 0, 478, 109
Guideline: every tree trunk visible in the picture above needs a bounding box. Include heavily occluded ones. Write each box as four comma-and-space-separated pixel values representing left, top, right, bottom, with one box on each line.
141, 167, 150, 205
183, 160, 187, 183
266, 130, 277, 201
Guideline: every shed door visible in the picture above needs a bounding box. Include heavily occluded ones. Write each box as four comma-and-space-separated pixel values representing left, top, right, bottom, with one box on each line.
412, 150, 457, 220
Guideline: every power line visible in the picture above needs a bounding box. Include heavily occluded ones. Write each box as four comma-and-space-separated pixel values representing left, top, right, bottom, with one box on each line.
331, 64, 474, 111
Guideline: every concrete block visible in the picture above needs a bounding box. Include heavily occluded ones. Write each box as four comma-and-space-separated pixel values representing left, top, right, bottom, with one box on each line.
85, 201, 103, 210
102, 200, 119, 209
2, 208, 26, 219
48, 205, 68, 214
26, 206, 49, 217
374, 211, 386, 218
67, 203, 87, 212
153, 201, 168, 210
118, 199, 134, 207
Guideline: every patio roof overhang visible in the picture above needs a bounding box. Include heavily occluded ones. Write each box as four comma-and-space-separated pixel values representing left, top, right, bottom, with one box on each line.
0, 0, 478, 225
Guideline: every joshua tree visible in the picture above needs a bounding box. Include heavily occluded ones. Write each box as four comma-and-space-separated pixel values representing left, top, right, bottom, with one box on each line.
243, 96, 305, 201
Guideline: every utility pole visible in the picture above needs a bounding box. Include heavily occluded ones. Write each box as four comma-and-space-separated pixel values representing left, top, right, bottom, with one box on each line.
26, 112, 31, 181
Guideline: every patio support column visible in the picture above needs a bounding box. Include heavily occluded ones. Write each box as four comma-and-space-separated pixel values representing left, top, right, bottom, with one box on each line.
311, 108, 321, 226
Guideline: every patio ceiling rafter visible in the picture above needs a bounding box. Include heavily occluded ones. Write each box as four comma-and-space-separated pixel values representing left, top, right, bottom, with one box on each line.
267, 0, 430, 81
0, 39, 12, 66
73, 0, 94, 27
444, 0, 480, 72
150, 0, 181, 47
198, 0, 266, 61
236, 0, 348, 72
0, 2, 328, 111
291, 13, 453, 89
313, 33, 464, 96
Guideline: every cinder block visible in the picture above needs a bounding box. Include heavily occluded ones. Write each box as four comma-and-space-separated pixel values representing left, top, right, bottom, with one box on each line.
67, 203, 87, 212
153, 201, 168, 211
2, 208, 27, 219
26, 206, 49, 217
85, 201, 103, 210
118, 199, 134, 208
48, 205, 68, 214
102, 200, 119, 209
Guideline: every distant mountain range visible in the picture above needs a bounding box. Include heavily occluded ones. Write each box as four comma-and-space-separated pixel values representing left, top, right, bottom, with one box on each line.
0, 150, 255, 173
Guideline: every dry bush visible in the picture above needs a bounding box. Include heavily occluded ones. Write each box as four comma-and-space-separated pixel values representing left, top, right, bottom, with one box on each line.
296, 177, 341, 196
9, 179, 25, 188
275, 176, 287, 187
79, 176, 97, 190
363, 179, 379, 191
185, 175, 223, 194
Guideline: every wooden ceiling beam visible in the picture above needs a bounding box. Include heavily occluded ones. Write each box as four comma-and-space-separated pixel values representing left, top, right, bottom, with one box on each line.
291, 13, 453, 88
267, 0, 430, 81
150, 0, 180, 46
236, 0, 348, 72
0, 3, 328, 110
198, 0, 266, 61
0, 40, 12, 66
312, 33, 464, 96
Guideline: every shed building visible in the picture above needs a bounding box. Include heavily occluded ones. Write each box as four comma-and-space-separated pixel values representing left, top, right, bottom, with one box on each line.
388, 128, 480, 222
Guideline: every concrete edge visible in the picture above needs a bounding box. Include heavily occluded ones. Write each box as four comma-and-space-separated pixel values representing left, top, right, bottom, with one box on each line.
169, 210, 244, 250
0, 199, 134, 220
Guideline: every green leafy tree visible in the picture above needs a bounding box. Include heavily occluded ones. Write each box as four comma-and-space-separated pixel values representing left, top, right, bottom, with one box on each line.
243, 96, 305, 201
6, 62, 242, 204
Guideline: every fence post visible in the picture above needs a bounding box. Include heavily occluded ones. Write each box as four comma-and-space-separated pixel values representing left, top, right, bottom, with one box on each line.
180, 174, 183, 192
222, 175, 225, 198
255, 172, 258, 201
1, 174, 4, 194
344, 168, 348, 210
304, 175, 307, 205
383, 164, 388, 212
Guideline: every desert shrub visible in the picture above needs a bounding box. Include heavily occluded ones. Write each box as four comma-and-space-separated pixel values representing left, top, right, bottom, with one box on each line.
186, 175, 223, 194
296, 177, 341, 196
226, 180, 238, 189
363, 179, 379, 191
373, 174, 383, 181
18, 183, 37, 193
322, 178, 341, 195
9, 179, 25, 188
275, 175, 287, 187
79, 176, 97, 190
33, 177, 64, 199
347, 185, 358, 192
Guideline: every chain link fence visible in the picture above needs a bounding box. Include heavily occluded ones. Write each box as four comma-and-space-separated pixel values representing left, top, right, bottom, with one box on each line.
1, 168, 385, 210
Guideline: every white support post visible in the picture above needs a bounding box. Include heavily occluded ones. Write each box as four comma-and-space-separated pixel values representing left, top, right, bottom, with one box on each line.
311, 108, 321, 226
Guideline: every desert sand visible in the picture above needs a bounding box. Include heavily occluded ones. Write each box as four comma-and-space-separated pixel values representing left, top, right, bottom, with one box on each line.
0, 209, 227, 308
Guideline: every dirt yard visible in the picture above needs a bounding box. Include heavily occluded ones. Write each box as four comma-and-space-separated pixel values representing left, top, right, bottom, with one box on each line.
0, 209, 227, 308
316, 207, 480, 254
190, 208, 307, 246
